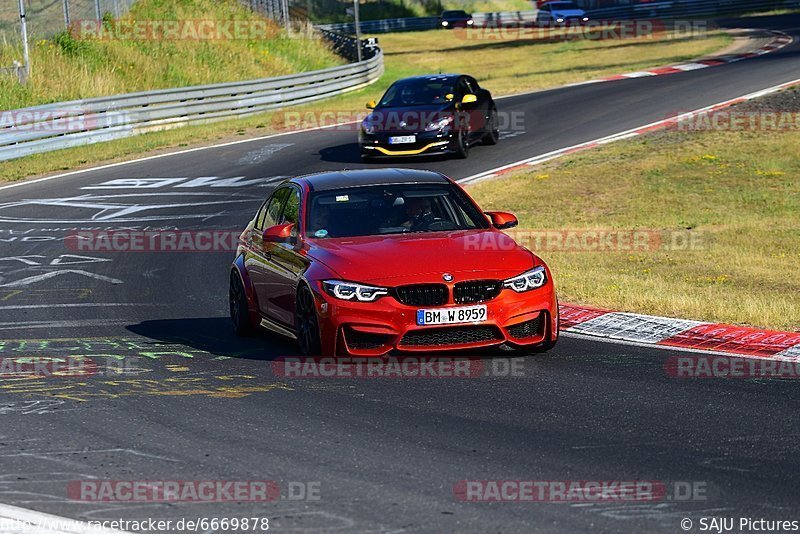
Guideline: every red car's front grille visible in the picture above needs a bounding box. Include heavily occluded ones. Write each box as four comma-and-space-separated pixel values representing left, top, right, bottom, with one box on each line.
393, 284, 449, 306
453, 280, 502, 304
399, 325, 502, 347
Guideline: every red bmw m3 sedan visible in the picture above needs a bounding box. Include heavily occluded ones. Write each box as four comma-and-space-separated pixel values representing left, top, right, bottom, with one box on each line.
229, 168, 558, 356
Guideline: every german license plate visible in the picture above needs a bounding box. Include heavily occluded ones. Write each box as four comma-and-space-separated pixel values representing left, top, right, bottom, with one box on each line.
389, 135, 416, 144
416, 305, 487, 326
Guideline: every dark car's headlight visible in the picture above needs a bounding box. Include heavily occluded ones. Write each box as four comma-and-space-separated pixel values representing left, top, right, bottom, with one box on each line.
361, 120, 378, 135
425, 115, 454, 132
323, 280, 388, 302
503, 266, 547, 293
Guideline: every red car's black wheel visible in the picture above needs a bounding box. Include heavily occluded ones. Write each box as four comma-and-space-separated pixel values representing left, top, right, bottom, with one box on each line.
230, 271, 256, 337
295, 285, 322, 356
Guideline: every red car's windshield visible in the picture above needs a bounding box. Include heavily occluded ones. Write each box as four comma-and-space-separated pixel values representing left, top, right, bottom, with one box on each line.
307, 184, 489, 238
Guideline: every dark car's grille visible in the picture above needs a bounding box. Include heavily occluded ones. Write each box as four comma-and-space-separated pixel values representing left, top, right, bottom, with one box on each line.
400, 326, 502, 347
394, 284, 449, 307
507, 316, 543, 339
344, 328, 390, 351
454, 280, 502, 304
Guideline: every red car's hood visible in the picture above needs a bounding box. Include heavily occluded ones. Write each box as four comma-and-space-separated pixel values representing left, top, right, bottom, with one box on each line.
307, 229, 536, 285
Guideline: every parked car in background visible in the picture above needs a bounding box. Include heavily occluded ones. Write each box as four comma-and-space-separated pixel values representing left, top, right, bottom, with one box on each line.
536, 1, 589, 25
438, 10, 474, 29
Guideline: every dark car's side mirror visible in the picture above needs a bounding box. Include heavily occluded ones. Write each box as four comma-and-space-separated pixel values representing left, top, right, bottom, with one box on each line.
262, 223, 295, 243
366, 100, 377, 109
485, 211, 518, 230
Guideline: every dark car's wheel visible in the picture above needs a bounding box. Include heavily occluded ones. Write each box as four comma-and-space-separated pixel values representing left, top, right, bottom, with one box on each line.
482, 108, 500, 145
454, 129, 470, 159
230, 270, 256, 337
295, 284, 322, 356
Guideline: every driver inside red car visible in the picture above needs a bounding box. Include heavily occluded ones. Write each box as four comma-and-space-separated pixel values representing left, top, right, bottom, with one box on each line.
402, 197, 436, 232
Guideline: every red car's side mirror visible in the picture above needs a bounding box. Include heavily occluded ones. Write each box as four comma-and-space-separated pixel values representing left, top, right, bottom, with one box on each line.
262, 223, 295, 243
485, 211, 518, 230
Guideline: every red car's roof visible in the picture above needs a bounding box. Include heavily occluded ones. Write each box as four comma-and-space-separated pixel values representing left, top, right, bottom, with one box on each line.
297, 168, 449, 191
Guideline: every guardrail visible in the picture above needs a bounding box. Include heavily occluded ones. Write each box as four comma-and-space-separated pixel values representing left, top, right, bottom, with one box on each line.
586, 0, 800, 21
318, 10, 539, 34
319, 0, 799, 35
0, 36, 382, 162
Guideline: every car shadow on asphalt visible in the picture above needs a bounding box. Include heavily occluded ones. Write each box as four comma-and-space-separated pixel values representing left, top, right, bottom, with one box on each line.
127, 317, 298, 361
125, 317, 534, 365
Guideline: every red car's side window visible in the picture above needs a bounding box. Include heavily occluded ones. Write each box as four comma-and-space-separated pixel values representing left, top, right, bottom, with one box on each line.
260, 187, 290, 230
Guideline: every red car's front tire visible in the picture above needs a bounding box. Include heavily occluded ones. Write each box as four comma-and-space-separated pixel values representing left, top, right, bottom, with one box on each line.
295, 284, 323, 356
230, 271, 257, 337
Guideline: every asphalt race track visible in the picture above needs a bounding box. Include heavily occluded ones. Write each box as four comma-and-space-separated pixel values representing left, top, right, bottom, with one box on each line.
1, 14, 799, 533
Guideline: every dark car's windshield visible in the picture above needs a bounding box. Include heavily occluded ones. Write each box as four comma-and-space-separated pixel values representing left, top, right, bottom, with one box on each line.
442, 10, 469, 18
378, 79, 456, 107
306, 184, 489, 239
548, 2, 580, 10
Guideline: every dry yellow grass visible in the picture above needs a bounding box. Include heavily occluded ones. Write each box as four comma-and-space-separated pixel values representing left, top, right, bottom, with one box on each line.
468, 126, 800, 330
376, 25, 731, 94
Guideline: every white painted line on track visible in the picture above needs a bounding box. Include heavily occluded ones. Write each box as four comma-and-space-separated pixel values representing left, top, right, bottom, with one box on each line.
0, 319, 132, 330
0, 303, 163, 310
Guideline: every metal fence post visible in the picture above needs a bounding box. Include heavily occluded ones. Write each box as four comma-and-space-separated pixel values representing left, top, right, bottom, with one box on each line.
94, 0, 102, 21
63, 0, 71, 29
353, 0, 362, 62
18, 0, 30, 82
282, 0, 290, 33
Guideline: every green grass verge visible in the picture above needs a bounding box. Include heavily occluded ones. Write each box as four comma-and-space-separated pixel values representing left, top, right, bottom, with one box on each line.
468, 110, 800, 331
0, 24, 731, 183
0, 0, 344, 110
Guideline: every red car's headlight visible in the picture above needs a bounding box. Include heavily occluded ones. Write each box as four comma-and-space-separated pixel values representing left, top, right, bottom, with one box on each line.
503, 266, 547, 293
323, 280, 389, 302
